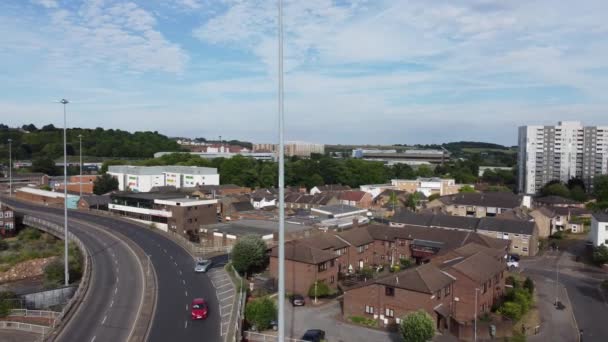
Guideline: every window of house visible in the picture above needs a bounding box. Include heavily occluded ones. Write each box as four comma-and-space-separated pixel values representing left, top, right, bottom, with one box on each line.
513, 245, 519, 249
318, 262, 328, 272
358, 246, 364, 253
365, 305, 374, 315
483, 282, 487, 294
523, 247, 528, 252
385, 286, 395, 296
385, 308, 394, 318
381, 255, 385, 260
330, 275, 335, 284
444, 285, 450, 296
364, 244, 369, 250
187, 218, 193, 223
399, 240, 405, 246
436, 291, 441, 299
330, 259, 335, 267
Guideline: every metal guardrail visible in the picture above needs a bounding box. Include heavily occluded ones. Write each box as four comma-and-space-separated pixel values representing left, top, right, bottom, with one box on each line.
22, 215, 92, 340
9, 309, 61, 319
0, 321, 52, 335
243, 331, 306, 342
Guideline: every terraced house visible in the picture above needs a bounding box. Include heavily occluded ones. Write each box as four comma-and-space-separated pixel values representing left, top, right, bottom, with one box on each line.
428, 192, 524, 218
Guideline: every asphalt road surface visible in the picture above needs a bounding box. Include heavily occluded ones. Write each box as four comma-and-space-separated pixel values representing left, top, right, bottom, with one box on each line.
15, 208, 143, 342
6, 198, 222, 342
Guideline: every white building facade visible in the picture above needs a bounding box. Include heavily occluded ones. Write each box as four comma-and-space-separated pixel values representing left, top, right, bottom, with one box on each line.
590, 213, 608, 247
108, 165, 219, 192
518, 121, 608, 194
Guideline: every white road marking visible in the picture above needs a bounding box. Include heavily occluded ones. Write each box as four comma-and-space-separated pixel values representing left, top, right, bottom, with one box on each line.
164, 249, 167, 253
179, 270, 182, 275
115, 287, 118, 294
221, 312, 231, 318
185, 320, 188, 329
102, 315, 107, 324
216, 283, 231, 289
170, 255, 173, 260
182, 279, 186, 285
221, 304, 232, 310
174, 262, 178, 266
220, 295, 234, 302
218, 289, 233, 296
91, 336, 96, 342
186, 304, 188, 311
185, 291, 188, 297
110, 300, 114, 308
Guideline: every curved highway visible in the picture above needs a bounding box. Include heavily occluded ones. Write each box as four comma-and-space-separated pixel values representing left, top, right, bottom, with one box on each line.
16, 209, 144, 342
5, 198, 222, 342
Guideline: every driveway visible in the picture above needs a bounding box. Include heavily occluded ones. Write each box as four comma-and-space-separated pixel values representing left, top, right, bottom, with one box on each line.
283, 299, 456, 342
521, 241, 608, 341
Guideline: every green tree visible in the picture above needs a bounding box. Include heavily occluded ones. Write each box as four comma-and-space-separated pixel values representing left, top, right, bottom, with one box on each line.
416, 165, 434, 178
569, 186, 587, 202
593, 175, 608, 202
308, 281, 333, 298
245, 297, 277, 331
231, 235, 268, 275
459, 185, 476, 193
523, 277, 534, 294
93, 174, 118, 195
593, 245, 608, 265
406, 192, 421, 211
399, 310, 435, 342
541, 182, 570, 198
427, 193, 441, 202
32, 157, 59, 175
500, 301, 523, 321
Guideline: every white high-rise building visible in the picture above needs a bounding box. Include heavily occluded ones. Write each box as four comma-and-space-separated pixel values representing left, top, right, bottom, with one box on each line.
518, 121, 608, 194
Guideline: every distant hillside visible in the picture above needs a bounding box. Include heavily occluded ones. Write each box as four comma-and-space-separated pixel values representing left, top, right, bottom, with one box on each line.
0, 123, 182, 161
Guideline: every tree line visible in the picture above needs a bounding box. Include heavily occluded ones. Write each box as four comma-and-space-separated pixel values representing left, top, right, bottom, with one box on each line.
101, 153, 515, 190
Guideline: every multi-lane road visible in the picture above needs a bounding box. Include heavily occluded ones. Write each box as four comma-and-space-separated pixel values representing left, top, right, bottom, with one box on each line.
5, 198, 223, 342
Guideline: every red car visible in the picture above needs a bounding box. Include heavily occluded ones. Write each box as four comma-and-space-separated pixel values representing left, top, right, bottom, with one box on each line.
191, 298, 208, 320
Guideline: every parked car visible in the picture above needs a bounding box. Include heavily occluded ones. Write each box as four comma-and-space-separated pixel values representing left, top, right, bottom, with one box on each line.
302, 329, 326, 342
290, 294, 305, 306
507, 255, 520, 268
191, 298, 208, 320
194, 258, 213, 273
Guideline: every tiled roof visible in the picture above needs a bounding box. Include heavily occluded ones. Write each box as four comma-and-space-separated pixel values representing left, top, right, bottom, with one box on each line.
337, 227, 375, 247
534, 206, 556, 218
80, 195, 111, 206
593, 211, 608, 222
232, 201, 254, 212
339, 191, 369, 202
300, 234, 350, 251
315, 185, 351, 192
376, 263, 454, 294
270, 240, 337, 265
391, 211, 434, 226
534, 195, 581, 206
449, 251, 506, 283
553, 207, 591, 216
477, 217, 536, 235
441, 192, 522, 208
430, 215, 479, 231
453, 242, 506, 259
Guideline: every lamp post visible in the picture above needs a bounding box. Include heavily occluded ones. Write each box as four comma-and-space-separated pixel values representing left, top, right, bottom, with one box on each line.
78, 134, 83, 198
474, 287, 480, 342
277, 0, 286, 341
7, 139, 12, 196
59, 99, 70, 286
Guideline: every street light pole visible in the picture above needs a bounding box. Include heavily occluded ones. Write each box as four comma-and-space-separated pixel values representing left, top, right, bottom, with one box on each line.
60, 99, 70, 286
277, 0, 286, 341
474, 287, 479, 342
78, 134, 83, 198
7, 139, 11, 196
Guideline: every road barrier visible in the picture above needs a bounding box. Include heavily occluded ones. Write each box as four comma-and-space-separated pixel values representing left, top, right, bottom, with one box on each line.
9, 309, 61, 320
0, 321, 52, 335
23, 215, 92, 341
226, 264, 246, 342
243, 331, 306, 342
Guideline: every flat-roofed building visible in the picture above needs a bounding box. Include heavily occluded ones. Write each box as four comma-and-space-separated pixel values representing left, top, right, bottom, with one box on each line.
109, 191, 217, 237
108, 165, 219, 192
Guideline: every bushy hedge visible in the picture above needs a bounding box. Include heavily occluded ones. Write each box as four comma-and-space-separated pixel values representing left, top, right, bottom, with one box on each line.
308, 281, 335, 298
245, 297, 276, 331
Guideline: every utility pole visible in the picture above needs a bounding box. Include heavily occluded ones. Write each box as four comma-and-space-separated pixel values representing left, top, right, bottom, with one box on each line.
78, 134, 83, 198
60, 99, 70, 286
277, 0, 286, 341
7, 139, 11, 196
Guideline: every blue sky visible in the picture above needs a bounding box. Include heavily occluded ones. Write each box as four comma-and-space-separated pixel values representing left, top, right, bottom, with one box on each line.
1, 0, 607, 145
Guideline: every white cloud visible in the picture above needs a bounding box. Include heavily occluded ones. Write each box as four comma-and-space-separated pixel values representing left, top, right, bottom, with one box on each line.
32, 0, 58, 8
176, 0, 202, 9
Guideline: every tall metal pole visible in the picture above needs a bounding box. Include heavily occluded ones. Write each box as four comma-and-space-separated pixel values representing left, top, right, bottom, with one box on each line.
7, 139, 12, 196
474, 288, 479, 342
61, 99, 70, 286
78, 134, 83, 198
555, 258, 560, 305
277, 0, 286, 341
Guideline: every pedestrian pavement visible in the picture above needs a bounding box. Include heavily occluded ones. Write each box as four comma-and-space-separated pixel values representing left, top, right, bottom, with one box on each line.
207, 265, 236, 339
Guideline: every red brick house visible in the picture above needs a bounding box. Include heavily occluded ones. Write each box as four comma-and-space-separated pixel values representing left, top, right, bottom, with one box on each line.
269, 240, 339, 296
432, 246, 507, 340
343, 263, 455, 332
339, 191, 373, 209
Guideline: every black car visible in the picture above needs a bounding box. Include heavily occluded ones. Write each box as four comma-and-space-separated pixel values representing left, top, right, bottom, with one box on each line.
302, 329, 326, 342
290, 294, 305, 306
